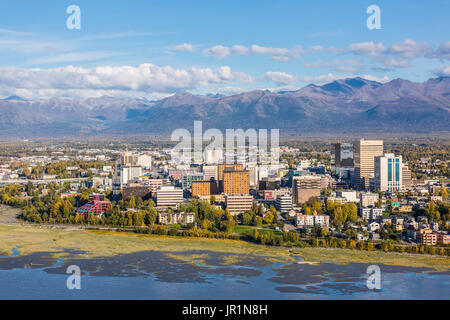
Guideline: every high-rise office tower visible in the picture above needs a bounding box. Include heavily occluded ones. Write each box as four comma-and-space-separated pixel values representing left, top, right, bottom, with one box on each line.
192, 181, 218, 196
372, 153, 403, 192
181, 173, 204, 190
354, 139, 383, 190
333, 143, 354, 167
222, 170, 249, 195
204, 149, 223, 164
402, 164, 412, 188
217, 164, 243, 181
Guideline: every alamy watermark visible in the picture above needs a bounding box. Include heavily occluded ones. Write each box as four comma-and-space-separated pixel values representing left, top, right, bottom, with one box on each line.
66, 265, 81, 290
367, 5, 381, 30
66, 5, 81, 30
366, 265, 381, 290
170, 121, 279, 166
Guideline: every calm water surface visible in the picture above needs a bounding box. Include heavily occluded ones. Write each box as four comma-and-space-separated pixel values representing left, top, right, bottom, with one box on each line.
0, 249, 448, 299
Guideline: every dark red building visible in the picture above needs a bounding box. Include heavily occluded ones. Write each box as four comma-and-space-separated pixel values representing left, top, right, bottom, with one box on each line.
76, 194, 111, 218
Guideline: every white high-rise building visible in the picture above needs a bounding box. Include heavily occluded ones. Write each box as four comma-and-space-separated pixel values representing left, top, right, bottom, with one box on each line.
202, 165, 217, 181
246, 165, 259, 187
136, 154, 152, 169
120, 166, 142, 185
204, 149, 223, 164
372, 153, 403, 192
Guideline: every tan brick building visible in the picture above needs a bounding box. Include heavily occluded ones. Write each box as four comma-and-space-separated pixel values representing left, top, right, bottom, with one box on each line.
192, 180, 218, 196
217, 164, 243, 182
223, 170, 249, 195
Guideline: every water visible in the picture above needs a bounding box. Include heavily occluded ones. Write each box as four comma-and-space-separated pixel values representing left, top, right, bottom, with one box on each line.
0, 250, 448, 299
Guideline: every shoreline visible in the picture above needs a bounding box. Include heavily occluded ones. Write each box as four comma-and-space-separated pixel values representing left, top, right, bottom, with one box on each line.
0, 224, 449, 272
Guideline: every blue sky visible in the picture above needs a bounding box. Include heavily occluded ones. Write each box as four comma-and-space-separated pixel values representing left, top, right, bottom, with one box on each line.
0, 0, 449, 99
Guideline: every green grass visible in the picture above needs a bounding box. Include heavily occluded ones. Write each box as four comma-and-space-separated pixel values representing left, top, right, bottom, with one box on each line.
233, 224, 283, 236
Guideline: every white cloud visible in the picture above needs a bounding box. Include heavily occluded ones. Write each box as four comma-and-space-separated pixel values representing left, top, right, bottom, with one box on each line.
300, 73, 344, 84
433, 41, 450, 60
172, 43, 195, 52
378, 57, 411, 68
432, 65, 450, 76
263, 71, 297, 85
231, 45, 249, 56
203, 45, 231, 58
250, 45, 301, 61
387, 39, 431, 59
0, 29, 34, 36
27, 51, 124, 65
0, 64, 254, 99
305, 59, 364, 73
203, 44, 303, 61
360, 74, 389, 83
349, 41, 386, 57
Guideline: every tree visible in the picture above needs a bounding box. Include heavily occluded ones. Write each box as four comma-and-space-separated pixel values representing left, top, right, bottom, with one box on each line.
439, 187, 448, 200
264, 212, 274, 224
331, 206, 344, 226
128, 196, 136, 208
348, 203, 358, 223
375, 199, 382, 208
241, 212, 253, 225
320, 227, 328, 237
253, 216, 263, 227
26, 181, 33, 195
312, 201, 322, 213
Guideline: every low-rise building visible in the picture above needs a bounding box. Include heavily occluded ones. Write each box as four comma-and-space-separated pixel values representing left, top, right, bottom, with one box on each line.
437, 232, 450, 245
158, 212, 195, 225
275, 194, 292, 213
75, 194, 111, 218
417, 228, 437, 246
336, 190, 358, 202
156, 186, 184, 208
360, 207, 383, 222
122, 185, 152, 200
225, 194, 254, 215
295, 212, 330, 228
360, 193, 379, 207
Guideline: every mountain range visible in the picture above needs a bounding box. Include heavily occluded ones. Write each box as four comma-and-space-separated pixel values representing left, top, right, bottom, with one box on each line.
0, 76, 449, 137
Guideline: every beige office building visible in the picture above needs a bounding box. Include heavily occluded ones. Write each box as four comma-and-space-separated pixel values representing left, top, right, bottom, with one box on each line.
354, 139, 383, 190
225, 194, 254, 215
402, 164, 412, 188
156, 185, 184, 208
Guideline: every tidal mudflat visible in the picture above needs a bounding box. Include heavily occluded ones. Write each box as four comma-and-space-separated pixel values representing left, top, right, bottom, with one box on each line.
0, 225, 449, 299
